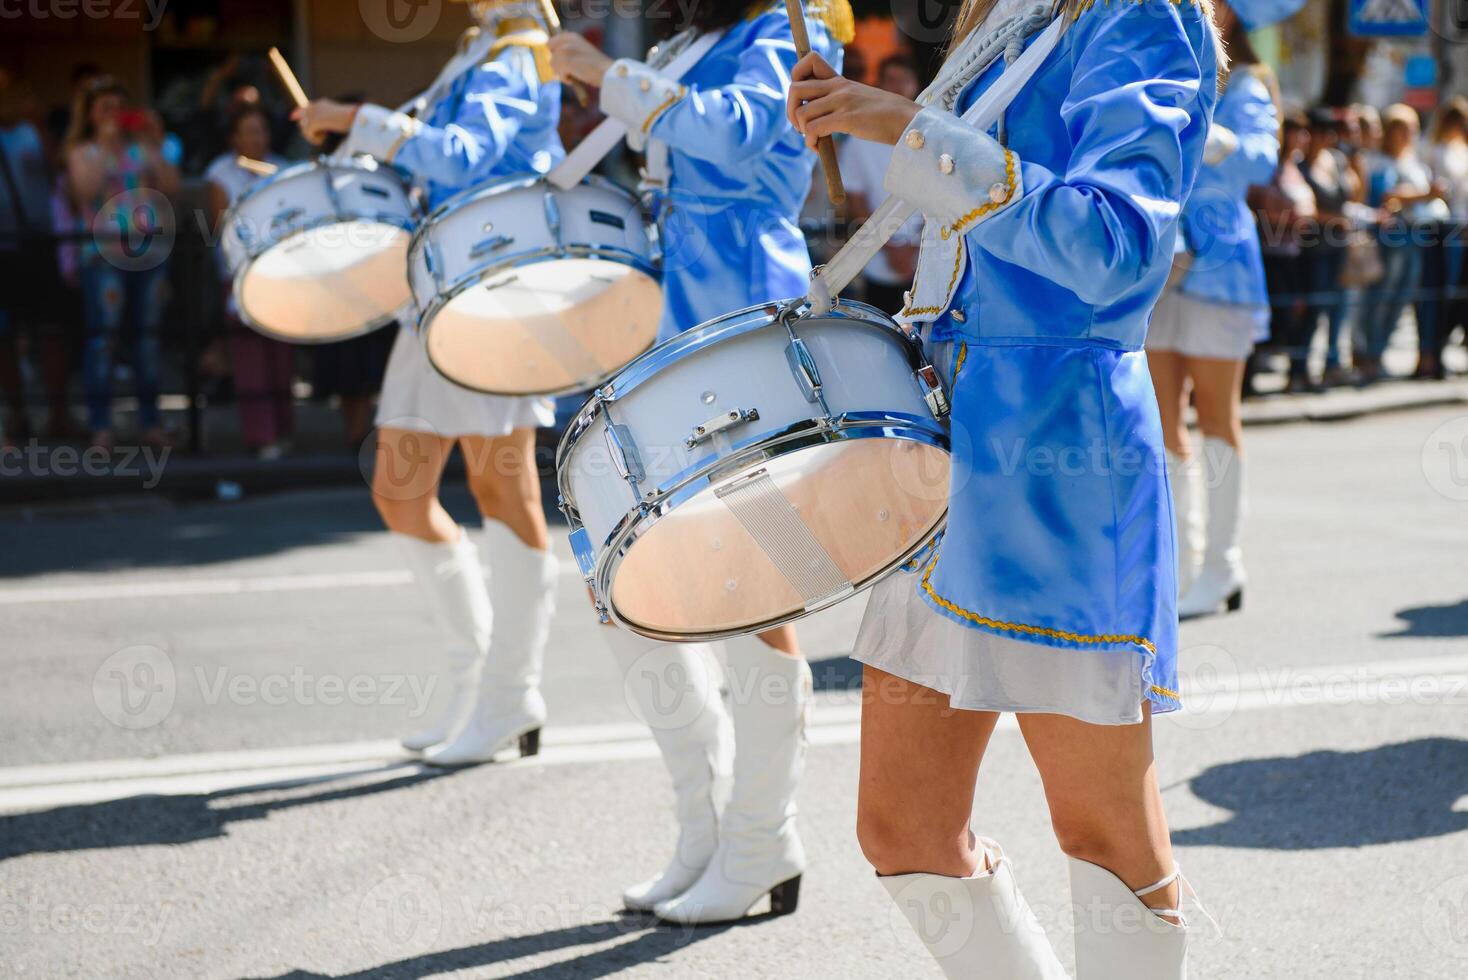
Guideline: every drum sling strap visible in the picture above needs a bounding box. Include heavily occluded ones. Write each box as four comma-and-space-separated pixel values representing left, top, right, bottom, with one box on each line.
546, 29, 725, 190
805, 10, 1066, 313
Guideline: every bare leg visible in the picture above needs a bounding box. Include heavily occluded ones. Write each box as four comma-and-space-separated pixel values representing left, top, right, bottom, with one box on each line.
856, 666, 999, 877
1146, 348, 1191, 459
1182, 355, 1245, 450
1017, 705, 1180, 920
371, 425, 459, 543
460, 427, 548, 549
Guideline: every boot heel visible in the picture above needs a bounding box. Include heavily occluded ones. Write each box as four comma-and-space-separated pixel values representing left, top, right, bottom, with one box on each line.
1225, 588, 1243, 612
518, 728, 541, 757
768, 875, 802, 916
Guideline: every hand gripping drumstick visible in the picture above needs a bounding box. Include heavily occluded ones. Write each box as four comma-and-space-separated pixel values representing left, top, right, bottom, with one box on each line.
784, 0, 845, 205
536, 0, 591, 107
267, 47, 310, 110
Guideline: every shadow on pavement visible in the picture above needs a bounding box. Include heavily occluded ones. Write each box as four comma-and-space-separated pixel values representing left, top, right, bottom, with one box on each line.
0, 476, 563, 580
1173, 737, 1468, 849
0, 764, 449, 862
249, 916, 739, 980
1381, 598, 1468, 638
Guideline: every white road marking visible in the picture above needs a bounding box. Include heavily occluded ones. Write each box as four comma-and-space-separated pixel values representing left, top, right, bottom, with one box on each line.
0, 564, 586, 605
1, 653, 1464, 815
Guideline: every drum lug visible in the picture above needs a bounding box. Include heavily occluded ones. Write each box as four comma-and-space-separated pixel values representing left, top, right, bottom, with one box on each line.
543, 191, 563, 248
785, 338, 823, 405
603, 423, 646, 488
915, 364, 951, 420
686, 408, 760, 449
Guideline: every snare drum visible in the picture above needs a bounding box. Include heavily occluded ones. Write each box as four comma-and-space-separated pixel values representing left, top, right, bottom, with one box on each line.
557, 299, 952, 642
222, 159, 418, 343
409, 174, 662, 397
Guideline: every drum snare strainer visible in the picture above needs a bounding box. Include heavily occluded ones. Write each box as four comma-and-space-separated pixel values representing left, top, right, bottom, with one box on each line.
557, 298, 953, 641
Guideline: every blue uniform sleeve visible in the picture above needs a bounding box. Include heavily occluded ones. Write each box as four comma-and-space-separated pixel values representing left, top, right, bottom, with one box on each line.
886, 1, 1215, 307
392, 48, 544, 186
600, 12, 839, 166
1206, 70, 1280, 193
344, 46, 544, 186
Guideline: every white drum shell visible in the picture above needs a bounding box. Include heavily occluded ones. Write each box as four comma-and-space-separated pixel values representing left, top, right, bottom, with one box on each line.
222, 159, 418, 342
557, 300, 951, 640
409, 175, 663, 396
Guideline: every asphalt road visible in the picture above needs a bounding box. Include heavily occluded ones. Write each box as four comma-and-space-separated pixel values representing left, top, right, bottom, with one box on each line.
2, 405, 1467, 979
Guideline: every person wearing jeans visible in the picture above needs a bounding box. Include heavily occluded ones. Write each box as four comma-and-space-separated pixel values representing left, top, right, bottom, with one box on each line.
65, 76, 178, 449
1360, 103, 1447, 383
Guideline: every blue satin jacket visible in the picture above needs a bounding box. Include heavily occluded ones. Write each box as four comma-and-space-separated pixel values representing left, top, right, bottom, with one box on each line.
1177, 68, 1280, 309
385, 46, 564, 208
893, 0, 1219, 715
600, 7, 842, 339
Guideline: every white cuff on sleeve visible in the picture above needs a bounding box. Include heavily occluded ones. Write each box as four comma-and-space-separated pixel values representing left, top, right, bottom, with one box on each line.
599, 59, 687, 147
1202, 125, 1239, 166
340, 103, 422, 163
884, 106, 1021, 239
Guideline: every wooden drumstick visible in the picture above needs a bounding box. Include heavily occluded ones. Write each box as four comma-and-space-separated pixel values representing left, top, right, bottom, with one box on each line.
535, 0, 590, 107
784, 0, 845, 205
267, 46, 310, 110
236, 155, 279, 176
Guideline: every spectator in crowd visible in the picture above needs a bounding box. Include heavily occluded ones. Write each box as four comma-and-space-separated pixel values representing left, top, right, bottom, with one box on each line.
1360, 103, 1446, 384
65, 76, 180, 451
836, 53, 923, 315
1348, 103, 1383, 205
1148, 5, 1279, 617
1418, 97, 1468, 380
1257, 110, 1318, 393
206, 103, 294, 459
1297, 107, 1358, 388
0, 65, 73, 448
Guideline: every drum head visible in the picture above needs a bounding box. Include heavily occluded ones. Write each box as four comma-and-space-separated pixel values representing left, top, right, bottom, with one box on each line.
239, 221, 411, 341
608, 436, 949, 638
425, 257, 661, 396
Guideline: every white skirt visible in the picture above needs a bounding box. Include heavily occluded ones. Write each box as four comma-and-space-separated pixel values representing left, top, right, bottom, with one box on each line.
850, 328, 1148, 727
852, 568, 1148, 726
1147, 287, 1266, 361
374, 327, 554, 438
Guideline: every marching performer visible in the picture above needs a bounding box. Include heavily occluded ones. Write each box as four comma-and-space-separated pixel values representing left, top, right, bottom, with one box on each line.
548, 0, 850, 924
789, 0, 1219, 975
292, 0, 564, 766
1149, 0, 1293, 617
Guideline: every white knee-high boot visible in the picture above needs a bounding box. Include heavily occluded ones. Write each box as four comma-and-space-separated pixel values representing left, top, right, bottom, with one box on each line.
881, 840, 1069, 980
654, 635, 810, 924
1178, 436, 1245, 618
394, 530, 492, 753
602, 627, 732, 912
1165, 449, 1203, 597
424, 520, 553, 766
1068, 858, 1189, 979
